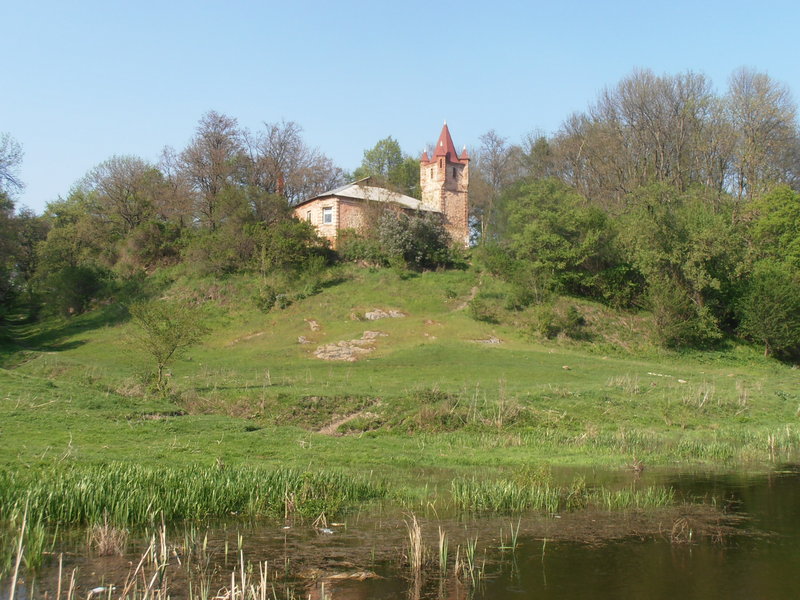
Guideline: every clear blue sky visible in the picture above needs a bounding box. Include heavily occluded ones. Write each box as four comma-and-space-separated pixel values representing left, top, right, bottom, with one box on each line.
3, 0, 798, 213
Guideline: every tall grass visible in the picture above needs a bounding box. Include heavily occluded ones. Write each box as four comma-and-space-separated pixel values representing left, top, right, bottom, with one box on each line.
0, 463, 387, 527
451, 478, 675, 513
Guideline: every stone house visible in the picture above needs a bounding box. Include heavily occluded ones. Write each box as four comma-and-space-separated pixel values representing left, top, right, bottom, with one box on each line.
292, 123, 469, 247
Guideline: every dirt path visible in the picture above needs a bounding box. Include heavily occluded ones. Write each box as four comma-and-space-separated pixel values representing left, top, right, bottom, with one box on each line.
455, 286, 479, 311
317, 410, 369, 436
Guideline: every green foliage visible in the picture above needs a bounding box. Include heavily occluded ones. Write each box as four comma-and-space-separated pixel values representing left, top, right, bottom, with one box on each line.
353, 137, 420, 198
128, 299, 209, 392
646, 273, 721, 348
747, 185, 800, 267
620, 184, 746, 345
252, 285, 277, 313
501, 178, 619, 298
738, 260, 800, 358
336, 229, 389, 266
468, 294, 500, 323
40, 265, 111, 317
376, 210, 454, 270
117, 220, 182, 271
528, 303, 588, 340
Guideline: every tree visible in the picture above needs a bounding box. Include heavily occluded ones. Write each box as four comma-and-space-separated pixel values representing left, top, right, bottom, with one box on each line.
0, 133, 24, 196
376, 210, 452, 270
727, 68, 799, 198
128, 299, 209, 393
471, 130, 517, 241
83, 155, 162, 234
619, 184, 746, 346
243, 120, 344, 206
353, 137, 419, 198
746, 185, 800, 267
739, 261, 800, 358
180, 111, 244, 229
501, 178, 619, 298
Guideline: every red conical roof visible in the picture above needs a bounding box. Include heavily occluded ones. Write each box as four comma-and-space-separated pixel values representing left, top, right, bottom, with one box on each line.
425, 122, 467, 164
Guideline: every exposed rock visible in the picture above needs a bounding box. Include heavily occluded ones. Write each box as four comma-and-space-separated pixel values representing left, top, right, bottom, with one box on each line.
474, 336, 502, 344
298, 336, 310, 344
364, 309, 406, 320
314, 331, 388, 361
305, 319, 321, 331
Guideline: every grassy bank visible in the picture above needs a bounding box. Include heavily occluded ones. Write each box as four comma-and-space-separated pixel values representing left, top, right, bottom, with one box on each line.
0, 265, 798, 481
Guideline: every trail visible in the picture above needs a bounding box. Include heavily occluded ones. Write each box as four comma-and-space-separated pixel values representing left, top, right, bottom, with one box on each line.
317, 410, 369, 436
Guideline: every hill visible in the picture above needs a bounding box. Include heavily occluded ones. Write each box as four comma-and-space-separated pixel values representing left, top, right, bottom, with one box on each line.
1, 264, 798, 476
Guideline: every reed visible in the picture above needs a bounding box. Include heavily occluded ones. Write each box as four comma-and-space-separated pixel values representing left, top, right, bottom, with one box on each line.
452, 478, 675, 513
0, 464, 388, 527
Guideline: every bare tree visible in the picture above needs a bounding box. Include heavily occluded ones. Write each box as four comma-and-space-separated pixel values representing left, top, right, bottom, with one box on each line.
726, 67, 798, 198
243, 120, 344, 207
83, 155, 160, 233
472, 130, 518, 240
0, 133, 24, 196
180, 111, 244, 229
158, 146, 195, 227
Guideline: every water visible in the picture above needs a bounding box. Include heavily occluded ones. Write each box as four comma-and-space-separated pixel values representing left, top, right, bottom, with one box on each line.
5, 467, 800, 600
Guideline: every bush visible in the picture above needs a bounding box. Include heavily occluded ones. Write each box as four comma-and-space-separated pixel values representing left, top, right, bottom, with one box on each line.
738, 260, 800, 358
468, 295, 500, 323
41, 265, 111, 317
336, 230, 388, 266
376, 211, 454, 271
253, 286, 277, 313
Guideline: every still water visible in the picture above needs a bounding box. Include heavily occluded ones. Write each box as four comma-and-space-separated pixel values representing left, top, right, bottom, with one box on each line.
5, 468, 800, 600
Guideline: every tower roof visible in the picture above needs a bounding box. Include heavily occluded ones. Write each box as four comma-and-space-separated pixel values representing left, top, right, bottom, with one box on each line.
425, 122, 468, 165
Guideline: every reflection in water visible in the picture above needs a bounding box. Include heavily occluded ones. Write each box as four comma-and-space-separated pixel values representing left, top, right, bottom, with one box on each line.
3, 469, 800, 600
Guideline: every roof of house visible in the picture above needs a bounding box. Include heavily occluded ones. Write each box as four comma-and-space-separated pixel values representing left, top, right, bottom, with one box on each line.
295, 178, 439, 212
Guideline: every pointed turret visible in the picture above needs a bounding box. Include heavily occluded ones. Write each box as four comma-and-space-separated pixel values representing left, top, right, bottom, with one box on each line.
419, 122, 470, 247
428, 122, 467, 164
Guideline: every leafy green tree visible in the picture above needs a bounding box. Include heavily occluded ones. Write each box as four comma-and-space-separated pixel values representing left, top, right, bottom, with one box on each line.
128, 299, 209, 393
353, 137, 419, 198
619, 184, 745, 345
501, 178, 619, 298
738, 261, 800, 358
747, 185, 800, 267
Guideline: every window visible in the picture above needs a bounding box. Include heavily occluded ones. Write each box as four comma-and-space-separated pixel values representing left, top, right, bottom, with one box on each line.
306, 211, 311, 222
452, 167, 456, 178
430, 168, 433, 179
322, 207, 333, 224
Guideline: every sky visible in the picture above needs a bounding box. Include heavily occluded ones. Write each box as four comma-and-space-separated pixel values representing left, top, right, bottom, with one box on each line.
2, 0, 799, 214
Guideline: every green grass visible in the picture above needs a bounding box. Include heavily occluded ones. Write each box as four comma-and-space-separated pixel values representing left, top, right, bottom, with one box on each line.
0, 463, 388, 527
451, 477, 676, 513
1, 264, 799, 483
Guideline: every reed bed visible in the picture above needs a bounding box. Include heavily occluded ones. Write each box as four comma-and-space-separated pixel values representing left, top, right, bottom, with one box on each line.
0, 463, 387, 527
451, 478, 675, 513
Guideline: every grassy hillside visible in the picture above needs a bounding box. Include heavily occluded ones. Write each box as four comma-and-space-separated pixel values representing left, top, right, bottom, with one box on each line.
1, 265, 798, 476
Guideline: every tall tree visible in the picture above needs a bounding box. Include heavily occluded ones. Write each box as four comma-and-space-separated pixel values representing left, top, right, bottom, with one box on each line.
180, 111, 244, 230
471, 130, 518, 241
726, 68, 799, 198
353, 136, 419, 198
83, 155, 162, 234
243, 120, 344, 206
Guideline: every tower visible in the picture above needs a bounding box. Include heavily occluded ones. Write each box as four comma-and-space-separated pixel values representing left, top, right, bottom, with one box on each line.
420, 123, 470, 247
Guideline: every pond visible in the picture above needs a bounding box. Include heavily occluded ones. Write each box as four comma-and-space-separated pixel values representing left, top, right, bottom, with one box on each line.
4, 467, 800, 600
